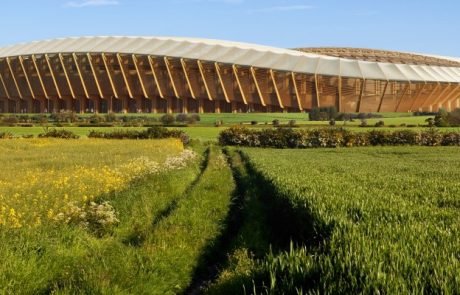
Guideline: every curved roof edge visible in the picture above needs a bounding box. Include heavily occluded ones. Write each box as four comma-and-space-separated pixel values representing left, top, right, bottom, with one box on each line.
0, 36, 459, 83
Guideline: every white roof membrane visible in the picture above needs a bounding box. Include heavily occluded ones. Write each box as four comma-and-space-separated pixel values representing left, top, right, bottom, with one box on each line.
0, 36, 458, 83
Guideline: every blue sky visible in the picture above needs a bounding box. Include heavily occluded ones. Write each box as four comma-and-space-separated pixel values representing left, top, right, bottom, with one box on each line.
1, 0, 459, 56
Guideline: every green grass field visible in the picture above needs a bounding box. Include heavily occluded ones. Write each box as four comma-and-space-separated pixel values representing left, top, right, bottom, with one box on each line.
1, 113, 460, 293
208, 147, 460, 293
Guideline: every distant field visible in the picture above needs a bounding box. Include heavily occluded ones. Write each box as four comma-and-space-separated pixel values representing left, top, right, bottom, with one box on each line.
0, 112, 445, 142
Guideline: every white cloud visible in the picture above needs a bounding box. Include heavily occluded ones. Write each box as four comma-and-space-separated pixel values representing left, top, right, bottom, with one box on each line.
65, 0, 119, 8
249, 5, 313, 13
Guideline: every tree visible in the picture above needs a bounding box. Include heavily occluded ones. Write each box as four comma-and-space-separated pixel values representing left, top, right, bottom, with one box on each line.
434, 109, 449, 127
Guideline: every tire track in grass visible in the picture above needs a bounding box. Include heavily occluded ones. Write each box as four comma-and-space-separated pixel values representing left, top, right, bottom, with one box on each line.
151, 147, 211, 228
186, 148, 275, 295
140, 146, 235, 294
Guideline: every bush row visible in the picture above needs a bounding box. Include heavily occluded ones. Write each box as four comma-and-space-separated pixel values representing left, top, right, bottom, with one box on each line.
219, 127, 460, 148
88, 126, 190, 144
0, 112, 201, 126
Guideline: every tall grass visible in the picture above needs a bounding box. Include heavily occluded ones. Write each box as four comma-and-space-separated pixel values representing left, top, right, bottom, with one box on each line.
238, 147, 460, 293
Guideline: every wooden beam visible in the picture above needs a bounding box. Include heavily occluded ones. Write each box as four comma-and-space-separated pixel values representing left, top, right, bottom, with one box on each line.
408, 83, 427, 111
291, 72, 303, 111
164, 57, 179, 98
132, 54, 148, 98
0, 71, 10, 99
87, 53, 104, 99
116, 53, 134, 98
337, 75, 342, 112
357, 79, 366, 112
72, 53, 89, 99
250, 67, 266, 107
102, 53, 118, 98
395, 83, 410, 112
45, 54, 62, 99
429, 83, 452, 110
198, 60, 213, 101
58, 54, 76, 99
181, 58, 196, 99
6, 57, 22, 98
377, 81, 389, 112
18, 56, 35, 99
215, 62, 230, 103
233, 65, 248, 105
270, 69, 284, 109
420, 83, 441, 108
440, 84, 460, 106
314, 74, 320, 108
147, 56, 164, 99
444, 84, 460, 110
32, 55, 49, 99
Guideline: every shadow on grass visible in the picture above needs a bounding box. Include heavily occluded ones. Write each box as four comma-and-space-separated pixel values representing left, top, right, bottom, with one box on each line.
184, 148, 334, 294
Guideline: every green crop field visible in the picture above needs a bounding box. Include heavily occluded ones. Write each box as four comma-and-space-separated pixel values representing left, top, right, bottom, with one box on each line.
1, 113, 460, 293
208, 147, 460, 293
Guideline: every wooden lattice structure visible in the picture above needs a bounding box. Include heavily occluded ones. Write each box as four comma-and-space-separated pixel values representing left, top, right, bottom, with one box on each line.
0, 37, 459, 113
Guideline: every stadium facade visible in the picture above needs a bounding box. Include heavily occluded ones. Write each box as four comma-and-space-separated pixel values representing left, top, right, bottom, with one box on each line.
0, 36, 459, 114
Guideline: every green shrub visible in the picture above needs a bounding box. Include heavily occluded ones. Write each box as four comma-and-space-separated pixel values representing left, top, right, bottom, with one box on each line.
175, 113, 189, 123
309, 106, 337, 121
88, 126, 189, 144
38, 129, 80, 139
105, 112, 118, 122
434, 109, 449, 127
374, 120, 385, 127
272, 119, 280, 126
219, 127, 460, 148
2, 116, 18, 125
442, 132, 460, 145
0, 132, 14, 139
160, 114, 175, 125
288, 120, 297, 127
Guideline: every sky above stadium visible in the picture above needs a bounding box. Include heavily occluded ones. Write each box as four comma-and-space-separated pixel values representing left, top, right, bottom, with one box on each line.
0, 0, 459, 56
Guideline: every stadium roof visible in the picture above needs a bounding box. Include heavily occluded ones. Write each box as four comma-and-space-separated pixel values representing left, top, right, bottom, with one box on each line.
0, 36, 459, 83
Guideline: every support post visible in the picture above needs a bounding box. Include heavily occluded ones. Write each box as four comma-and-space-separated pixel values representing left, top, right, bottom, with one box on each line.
147, 56, 165, 99
291, 72, 303, 111
58, 54, 76, 99
250, 67, 266, 107
102, 53, 119, 98
87, 53, 104, 99
270, 69, 284, 109
45, 54, 62, 98
18, 56, 35, 99
6, 57, 23, 98
197, 60, 213, 100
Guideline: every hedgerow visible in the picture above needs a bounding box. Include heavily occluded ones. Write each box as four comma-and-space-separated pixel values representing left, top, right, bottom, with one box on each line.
88, 126, 190, 144
219, 127, 457, 148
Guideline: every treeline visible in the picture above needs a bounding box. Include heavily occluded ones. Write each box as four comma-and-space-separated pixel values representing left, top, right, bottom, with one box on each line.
0, 112, 200, 127
219, 127, 460, 148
